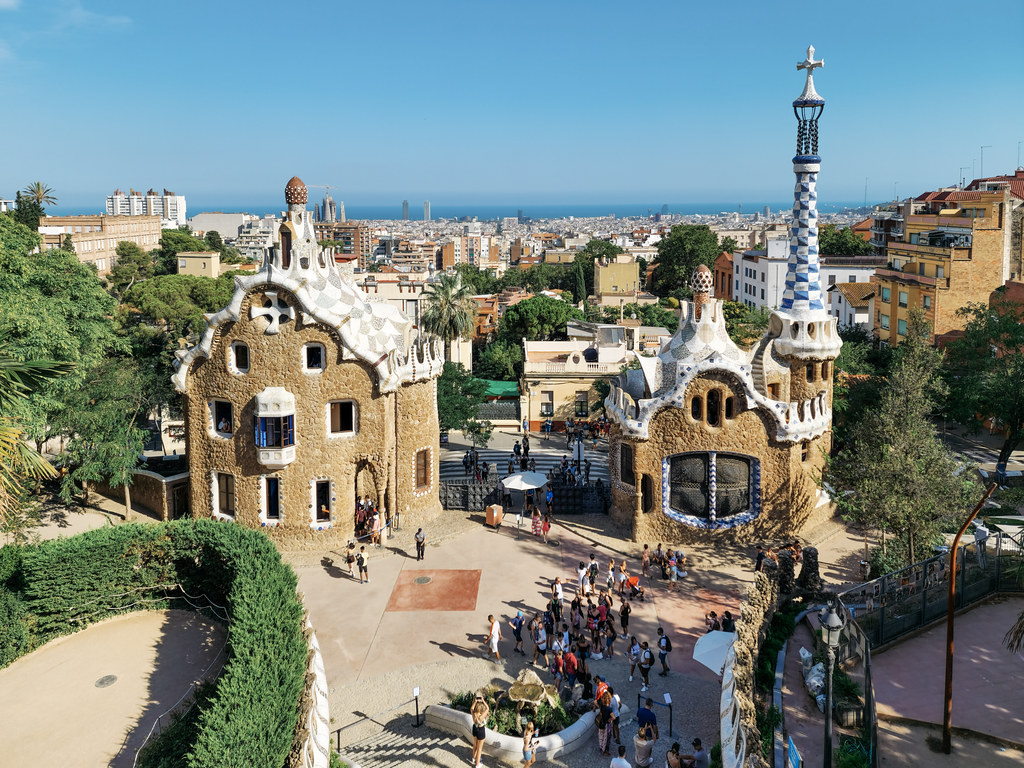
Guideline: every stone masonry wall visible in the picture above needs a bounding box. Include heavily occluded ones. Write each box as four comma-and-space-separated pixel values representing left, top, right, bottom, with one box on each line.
183, 287, 442, 550
612, 372, 826, 545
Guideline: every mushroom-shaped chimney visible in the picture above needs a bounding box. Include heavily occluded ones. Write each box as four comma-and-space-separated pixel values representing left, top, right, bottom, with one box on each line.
691, 264, 713, 320
284, 176, 307, 206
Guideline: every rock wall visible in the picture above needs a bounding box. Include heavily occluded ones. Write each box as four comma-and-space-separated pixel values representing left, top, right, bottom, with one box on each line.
610, 372, 831, 544
182, 287, 443, 548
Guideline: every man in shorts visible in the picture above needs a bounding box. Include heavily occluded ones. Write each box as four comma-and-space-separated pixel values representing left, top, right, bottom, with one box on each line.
414, 528, 426, 560
657, 626, 671, 676
638, 641, 654, 691
485, 614, 502, 662
531, 613, 548, 668
508, 610, 526, 655
356, 546, 369, 584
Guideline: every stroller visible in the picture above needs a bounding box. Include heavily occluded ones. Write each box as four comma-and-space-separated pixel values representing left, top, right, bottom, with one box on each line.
627, 576, 646, 602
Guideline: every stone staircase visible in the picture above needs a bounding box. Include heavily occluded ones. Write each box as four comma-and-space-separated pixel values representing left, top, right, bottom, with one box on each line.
338, 726, 456, 768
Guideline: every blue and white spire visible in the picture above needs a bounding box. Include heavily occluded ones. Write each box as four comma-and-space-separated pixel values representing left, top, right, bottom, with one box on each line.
781, 46, 826, 316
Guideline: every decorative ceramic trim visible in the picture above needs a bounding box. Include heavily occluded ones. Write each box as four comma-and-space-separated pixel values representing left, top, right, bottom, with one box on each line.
660, 452, 762, 530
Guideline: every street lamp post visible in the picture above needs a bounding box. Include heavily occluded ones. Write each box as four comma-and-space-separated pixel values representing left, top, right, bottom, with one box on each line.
820, 602, 846, 768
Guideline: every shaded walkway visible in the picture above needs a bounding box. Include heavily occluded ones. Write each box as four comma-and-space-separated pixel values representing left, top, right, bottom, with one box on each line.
0, 609, 225, 767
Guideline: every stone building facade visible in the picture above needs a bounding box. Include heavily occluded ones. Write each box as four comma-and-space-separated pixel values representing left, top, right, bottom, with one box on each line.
172, 177, 444, 548
605, 47, 841, 544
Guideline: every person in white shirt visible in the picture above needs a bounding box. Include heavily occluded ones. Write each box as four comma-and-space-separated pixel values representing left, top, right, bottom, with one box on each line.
609, 744, 630, 768
485, 614, 501, 662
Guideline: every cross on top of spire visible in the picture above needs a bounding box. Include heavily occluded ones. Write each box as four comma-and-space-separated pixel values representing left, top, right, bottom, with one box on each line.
794, 45, 825, 105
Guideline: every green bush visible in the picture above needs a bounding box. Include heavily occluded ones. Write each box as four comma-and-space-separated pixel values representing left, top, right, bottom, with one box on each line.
447, 690, 577, 736
2, 520, 308, 768
755, 705, 781, 758
0, 587, 30, 666
710, 741, 722, 768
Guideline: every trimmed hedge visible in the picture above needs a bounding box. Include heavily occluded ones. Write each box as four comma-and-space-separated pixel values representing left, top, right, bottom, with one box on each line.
0, 520, 307, 768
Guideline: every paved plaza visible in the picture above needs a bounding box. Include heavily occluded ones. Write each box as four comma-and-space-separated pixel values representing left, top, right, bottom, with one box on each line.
0, 610, 225, 767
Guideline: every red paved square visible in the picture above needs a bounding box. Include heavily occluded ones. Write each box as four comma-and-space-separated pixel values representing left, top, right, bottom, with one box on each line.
385, 569, 481, 612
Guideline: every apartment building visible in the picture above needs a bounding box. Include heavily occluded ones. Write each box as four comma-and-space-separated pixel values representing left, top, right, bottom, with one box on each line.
519, 323, 628, 430
313, 220, 373, 269
106, 188, 186, 227
828, 282, 875, 332
731, 237, 882, 310
38, 214, 162, 274
713, 251, 734, 299
872, 186, 1021, 345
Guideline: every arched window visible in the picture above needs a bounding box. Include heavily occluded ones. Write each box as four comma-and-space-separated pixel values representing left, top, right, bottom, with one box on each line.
725, 396, 736, 419
619, 443, 635, 486
706, 389, 721, 427
691, 396, 703, 421
806, 363, 815, 382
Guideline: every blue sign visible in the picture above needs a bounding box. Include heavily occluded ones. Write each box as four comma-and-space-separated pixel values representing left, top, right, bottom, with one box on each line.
788, 736, 801, 768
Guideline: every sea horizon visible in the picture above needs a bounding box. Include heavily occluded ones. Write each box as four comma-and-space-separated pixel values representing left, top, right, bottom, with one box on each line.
49, 199, 876, 222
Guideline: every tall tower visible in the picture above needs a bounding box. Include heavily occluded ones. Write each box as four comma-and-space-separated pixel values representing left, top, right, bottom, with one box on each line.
402, 200, 410, 220
771, 45, 841, 363
423, 200, 431, 221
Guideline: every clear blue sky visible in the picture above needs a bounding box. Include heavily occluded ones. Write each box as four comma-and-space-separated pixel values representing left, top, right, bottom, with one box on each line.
2, 0, 1022, 209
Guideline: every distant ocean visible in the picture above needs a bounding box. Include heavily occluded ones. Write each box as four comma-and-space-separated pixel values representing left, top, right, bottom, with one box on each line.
53, 200, 871, 221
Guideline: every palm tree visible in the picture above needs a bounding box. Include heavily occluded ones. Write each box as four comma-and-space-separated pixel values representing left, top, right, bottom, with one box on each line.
22, 181, 57, 208
420, 272, 476, 363
0, 350, 73, 532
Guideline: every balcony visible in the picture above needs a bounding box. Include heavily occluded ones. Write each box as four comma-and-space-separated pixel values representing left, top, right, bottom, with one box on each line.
874, 267, 948, 289
523, 360, 621, 375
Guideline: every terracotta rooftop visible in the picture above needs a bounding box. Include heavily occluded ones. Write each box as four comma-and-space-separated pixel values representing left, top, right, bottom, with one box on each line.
829, 281, 875, 307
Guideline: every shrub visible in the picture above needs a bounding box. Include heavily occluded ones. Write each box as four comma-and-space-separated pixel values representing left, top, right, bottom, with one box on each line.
447, 690, 577, 736
755, 705, 781, 758
2, 520, 308, 768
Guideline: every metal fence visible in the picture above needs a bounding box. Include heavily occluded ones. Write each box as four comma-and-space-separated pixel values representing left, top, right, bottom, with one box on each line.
838, 531, 1024, 648
476, 400, 520, 421
439, 479, 609, 515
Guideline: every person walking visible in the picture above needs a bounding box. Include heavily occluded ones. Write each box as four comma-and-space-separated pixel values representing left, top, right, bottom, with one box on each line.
544, 486, 554, 515
486, 614, 502, 662
356, 546, 369, 584
522, 720, 538, 768
608, 685, 622, 746
470, 694, 489, 768
508, 610, 526, 655
627, 635, 641, 681
541, 514, 551, 544
641, 544, 651, 578
550, 578, 564, 623
594, 690, 613, 756
617, 559, 628, 596
657, 627, 672, 676
619, 600, 631, 640
414, 528, 426, 560
638, 641, 654, 691
531, 614, 548, 668
345, 542, 356, 576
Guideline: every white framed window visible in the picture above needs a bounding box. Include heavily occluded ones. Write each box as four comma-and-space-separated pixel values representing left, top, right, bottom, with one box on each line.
260, 476, 282, 526
229, 342, 250, 374
303, 343, 326, 372
327, 401, 357, 435
212, 472, 236, 519
309, 477, 334, 529
210, 400, 234, 438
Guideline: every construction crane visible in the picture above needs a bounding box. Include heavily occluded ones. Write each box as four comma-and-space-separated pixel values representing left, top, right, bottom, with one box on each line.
306, 184, 338, 192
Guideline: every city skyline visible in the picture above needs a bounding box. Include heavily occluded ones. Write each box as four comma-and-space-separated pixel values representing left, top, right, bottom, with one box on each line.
1, 0, 1021, 208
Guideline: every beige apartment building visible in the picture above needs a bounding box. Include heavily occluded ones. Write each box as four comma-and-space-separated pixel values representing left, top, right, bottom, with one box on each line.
519, 325, 628, 430
313, 220, 373, 269
38, 214, 162, 274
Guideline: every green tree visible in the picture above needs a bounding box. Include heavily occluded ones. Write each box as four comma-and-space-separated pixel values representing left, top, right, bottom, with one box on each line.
572, 258, 587, 306
10, 192, 44, 231
421, 273, 477, 362
122, 273, 237, 340
818, 224, 873, 256
497, 295, 585, 344
825, 310, 979, 566
454, 263, 499, 295
0, 349, 72, 531
465, 419, 494, 449
475, 339, 523, 381
436, 362, 487, 432
62, 233, 74, 253
0, 216, 120, 447
600, 302, 679, 333
944, 298, 1024, 470
719, 236, 739, 254
649, 225, 720, 297
56, 357, 150, 517
205, 230, 225, 252
108, 241, 155, 298
152, 227, 211, 275
21, 182, 57, 208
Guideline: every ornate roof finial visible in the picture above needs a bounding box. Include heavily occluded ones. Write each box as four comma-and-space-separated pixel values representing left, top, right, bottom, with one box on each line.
284, 176, 307, 206
795, 45, 824, 105
691, 264, 713, 320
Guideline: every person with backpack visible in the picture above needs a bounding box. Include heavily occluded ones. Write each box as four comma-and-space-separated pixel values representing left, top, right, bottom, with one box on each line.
638, 640, 654, 691
356, 546, 369, 584
657, 626, 672, 676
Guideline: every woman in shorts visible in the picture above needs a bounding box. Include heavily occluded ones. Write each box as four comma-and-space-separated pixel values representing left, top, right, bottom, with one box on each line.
470, 694, 489, 768
627, 636, 641, 681
522, 720, 538, 767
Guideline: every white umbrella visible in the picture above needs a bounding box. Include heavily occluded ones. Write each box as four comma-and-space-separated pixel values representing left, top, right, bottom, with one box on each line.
502, 472, 549, 491
693, 630, 736, 675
